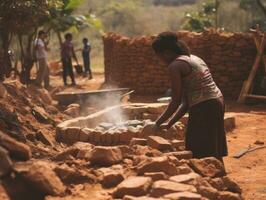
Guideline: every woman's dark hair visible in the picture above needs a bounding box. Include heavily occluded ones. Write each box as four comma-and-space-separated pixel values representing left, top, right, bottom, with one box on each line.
38, 30, 45, 37
83, 38, 88, 43
65, 33, 72, 40
152, 31, 190, 56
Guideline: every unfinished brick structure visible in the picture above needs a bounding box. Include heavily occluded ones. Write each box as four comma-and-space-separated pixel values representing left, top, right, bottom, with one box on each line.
103, 30, 257, 99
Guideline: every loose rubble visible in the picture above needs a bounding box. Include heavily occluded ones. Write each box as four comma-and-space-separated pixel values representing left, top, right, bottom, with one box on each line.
0, 80, 243, 200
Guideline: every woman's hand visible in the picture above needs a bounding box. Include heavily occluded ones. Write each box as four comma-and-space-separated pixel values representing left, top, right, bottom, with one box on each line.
160, 123, 171, 130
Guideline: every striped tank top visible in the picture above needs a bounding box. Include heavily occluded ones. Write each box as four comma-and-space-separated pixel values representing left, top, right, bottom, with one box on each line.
177, 55, 223, 107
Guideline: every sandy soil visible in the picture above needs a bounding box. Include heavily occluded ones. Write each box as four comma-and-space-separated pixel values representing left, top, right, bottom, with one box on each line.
50, 73, 266, 200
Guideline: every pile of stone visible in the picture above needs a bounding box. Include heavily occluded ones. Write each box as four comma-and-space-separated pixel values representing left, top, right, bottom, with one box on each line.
0, 82, 241, 200
6, 134, 242, 200
103, 30, 257, 99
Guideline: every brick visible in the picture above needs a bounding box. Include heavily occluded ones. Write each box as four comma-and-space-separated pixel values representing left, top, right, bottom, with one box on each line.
147, 136, 172, 151
144, 172, 168, 181
169, 173, 201, 184
189, 157, 226, 178
0, 131, 31, 160
163, 192, 202, 200
137, 156, 178, 176
150, 180, 197, 197
165, 151, 193, 160
130, 138, 147, 146
89, 146, 123, 166
113, 176, 152, 198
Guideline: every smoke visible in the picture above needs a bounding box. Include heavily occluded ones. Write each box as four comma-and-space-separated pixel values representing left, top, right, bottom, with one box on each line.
78, 86, 130, 125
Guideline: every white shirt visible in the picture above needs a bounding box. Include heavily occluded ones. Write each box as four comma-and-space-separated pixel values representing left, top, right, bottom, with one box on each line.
34, 38, 46, 59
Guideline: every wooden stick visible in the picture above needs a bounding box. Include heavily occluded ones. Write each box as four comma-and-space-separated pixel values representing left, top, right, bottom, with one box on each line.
237, 35, 265, 103
253, 33, 266, 73
233, 145, 265, 158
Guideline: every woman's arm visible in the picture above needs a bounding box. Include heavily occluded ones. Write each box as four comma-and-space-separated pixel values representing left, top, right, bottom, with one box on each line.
166, 97, 188, 129
155, 62, 183, 126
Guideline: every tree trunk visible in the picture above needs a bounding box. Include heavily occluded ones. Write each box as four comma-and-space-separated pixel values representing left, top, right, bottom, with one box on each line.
18, 33, 35, 84
0, 28, 11, 81
56, 31, 63, 47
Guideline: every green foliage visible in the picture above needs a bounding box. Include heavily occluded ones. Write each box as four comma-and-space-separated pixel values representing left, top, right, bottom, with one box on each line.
0, 0, 56, 33
182, 0, 216, 32
65, 0, 84, 11
47, 0, 102, 35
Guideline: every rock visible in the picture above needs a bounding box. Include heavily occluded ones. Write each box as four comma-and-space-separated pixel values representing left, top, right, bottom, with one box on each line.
141, 123, 159, 137
176, 165, 193, 174
224, 116, 236, 132
54, 164, 96, 185
163, 192, 202, 200
52, 147, 79, 161
171, 140, 185, 150
144, 172, 168, 181
36, 130, 54, 146
167, 155, 180, 166
0, 131, 31, 160
165, 151, 193, 160
254, 140, 264, 145
222, 176, 242, 194
133, 145, 163, 157
217, 191, 242, 200
130, 138, 147, 146
147, 136, 172, 151
0, 83, 7, 98
169, 173, 201, 184
150, 180, 197, 197
32, 106, 52, 124
74, 142, 94, 160
113, 176, 152, 198
189, 157, 226, 178
0, 146, 13, 177
197, 186, 219, 200
208, 177, 226, 191
137, 156, 179, 176
14, 161, 65, 196
65, 127, 81, 144
118, 145, 133, 158
38, 88, 53, 105
123, 196, 164, 200
63, 104, 80, 118
89, 146, 123, 166
97, 167, 124, 188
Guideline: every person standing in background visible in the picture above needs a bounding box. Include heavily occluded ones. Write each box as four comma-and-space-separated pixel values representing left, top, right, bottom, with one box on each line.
82, 38, 93, 79
61, 33, 79, 86
34, 30, 50, 89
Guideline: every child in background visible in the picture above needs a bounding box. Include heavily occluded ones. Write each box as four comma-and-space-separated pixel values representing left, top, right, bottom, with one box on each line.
82, 38, 93, 79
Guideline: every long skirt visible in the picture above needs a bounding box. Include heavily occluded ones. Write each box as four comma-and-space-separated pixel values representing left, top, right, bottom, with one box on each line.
185, 97, 228, 158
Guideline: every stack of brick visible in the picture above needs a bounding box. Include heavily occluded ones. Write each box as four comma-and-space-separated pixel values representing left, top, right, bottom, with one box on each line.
103, 30, 257, 99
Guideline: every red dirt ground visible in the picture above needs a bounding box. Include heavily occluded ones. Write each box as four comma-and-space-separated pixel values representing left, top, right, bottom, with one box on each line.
52, 73, 266, 200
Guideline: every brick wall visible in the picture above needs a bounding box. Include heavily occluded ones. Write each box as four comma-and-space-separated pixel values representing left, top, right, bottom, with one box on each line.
103, 30, 257, 99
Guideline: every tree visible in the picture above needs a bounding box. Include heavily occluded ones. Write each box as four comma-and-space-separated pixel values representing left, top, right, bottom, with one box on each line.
46, 0, 102, 46
0, 0, 56, 82
0, 0, 101, 83
182, 0, 217, 32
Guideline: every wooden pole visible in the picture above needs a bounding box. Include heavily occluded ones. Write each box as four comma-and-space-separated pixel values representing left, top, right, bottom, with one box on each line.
237, 35, 265, 103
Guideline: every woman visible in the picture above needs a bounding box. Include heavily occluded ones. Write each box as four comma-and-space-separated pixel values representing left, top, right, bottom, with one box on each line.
150, 32, 227, 162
